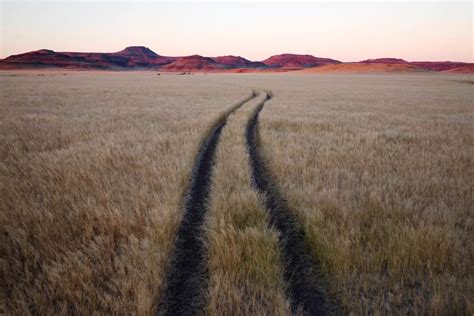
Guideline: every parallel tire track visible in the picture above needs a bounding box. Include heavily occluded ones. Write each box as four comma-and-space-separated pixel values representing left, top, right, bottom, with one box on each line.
246, 92, 332, 315
158, 92, 256, 315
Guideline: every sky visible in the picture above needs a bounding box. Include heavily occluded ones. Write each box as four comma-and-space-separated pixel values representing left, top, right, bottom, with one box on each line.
0, 1, 472, 62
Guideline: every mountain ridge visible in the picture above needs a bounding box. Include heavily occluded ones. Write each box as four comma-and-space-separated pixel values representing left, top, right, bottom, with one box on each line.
1, 46, 472, 73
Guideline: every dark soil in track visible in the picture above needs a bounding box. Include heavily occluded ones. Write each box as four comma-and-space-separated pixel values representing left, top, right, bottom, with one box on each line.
246, 93, 333, 315
158, 93, 256, 315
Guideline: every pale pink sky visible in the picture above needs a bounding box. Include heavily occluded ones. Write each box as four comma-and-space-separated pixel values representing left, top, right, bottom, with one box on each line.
1, 1, 472, 62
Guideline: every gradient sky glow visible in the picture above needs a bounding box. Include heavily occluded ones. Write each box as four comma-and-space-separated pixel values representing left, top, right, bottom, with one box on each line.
1, 1, 472, 62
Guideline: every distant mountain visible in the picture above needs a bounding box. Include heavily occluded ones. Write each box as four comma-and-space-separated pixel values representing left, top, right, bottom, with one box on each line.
0, 46, 472, 73
115, 46, 158, 58
360, 58, 409, 64
61, 46, 178, 68
161, 55, 227, 72
1, 49, 105, 69
262, 54, 341, 69
410, 61, 470, 72
441, 64, 474, 74
358, 59, 472, 72
213, 55, 266, 68
1, 47, 165, 69
297, 62, 426, 73
110, 46, 178, 67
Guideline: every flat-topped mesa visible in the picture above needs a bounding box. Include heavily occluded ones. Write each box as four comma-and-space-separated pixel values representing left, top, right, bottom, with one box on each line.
262, 53, 341, 68
115, 46, 159, 58
180, 54, 213, 60
360, 58, 409, 64
213, 55, 266, 68
162, 55, 226, 71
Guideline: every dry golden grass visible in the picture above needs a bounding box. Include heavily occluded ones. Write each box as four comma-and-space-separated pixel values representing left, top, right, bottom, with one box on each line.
1, 72, 472, 314
204, 92, 291, 315
0, 73, 248, 314
254, 74, 474, 314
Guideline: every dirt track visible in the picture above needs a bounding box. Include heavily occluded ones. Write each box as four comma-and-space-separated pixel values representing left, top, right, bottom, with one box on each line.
245, 92, 332, 315
160, 90, 333, 315
158, 93, 256, 315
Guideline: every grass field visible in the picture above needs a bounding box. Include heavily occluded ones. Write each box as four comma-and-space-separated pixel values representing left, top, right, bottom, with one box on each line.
0, 73, 247, 314
255, 74, 474, 313
1, 72, 472, 314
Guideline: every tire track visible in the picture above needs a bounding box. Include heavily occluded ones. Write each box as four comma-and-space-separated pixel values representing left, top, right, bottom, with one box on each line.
158, 92, 257, 315
245, 92, 332, 315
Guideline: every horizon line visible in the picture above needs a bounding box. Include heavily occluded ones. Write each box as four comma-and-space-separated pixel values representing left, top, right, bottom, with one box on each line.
2, 46, 472, 64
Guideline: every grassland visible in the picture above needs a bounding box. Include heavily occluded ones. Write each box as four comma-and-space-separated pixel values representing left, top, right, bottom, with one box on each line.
0, 73, 247, 314
254, 74, 474, 313
1, 72, 472, 314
